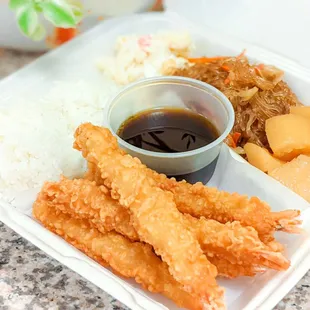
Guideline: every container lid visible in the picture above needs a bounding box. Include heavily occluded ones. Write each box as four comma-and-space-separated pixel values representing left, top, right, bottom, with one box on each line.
165, 0, 310, 68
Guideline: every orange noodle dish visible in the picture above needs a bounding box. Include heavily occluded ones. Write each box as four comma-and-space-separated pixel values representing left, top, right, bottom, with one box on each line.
173, 52, 300, 152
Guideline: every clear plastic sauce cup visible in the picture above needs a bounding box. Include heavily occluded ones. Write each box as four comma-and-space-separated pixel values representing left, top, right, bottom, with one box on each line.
104, 76, 235, 184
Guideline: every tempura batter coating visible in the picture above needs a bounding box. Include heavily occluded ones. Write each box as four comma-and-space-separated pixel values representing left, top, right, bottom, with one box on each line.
38, 177, 262, 279
32, 200, 205, 310
39, 176, 138, 240
155, 177, 301, 242
41, 176, 290, 272
184, 215, 289, 270
207, 257, 263, 278
82, 124, 301, 243
74, 123, 224, 307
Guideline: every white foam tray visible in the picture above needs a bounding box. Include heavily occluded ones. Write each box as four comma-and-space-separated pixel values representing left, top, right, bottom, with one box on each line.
1, 12, 310, 310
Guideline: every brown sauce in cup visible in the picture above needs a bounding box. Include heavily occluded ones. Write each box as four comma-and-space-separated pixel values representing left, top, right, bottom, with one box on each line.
117, 108, 219, 153
117, 108, 220, 184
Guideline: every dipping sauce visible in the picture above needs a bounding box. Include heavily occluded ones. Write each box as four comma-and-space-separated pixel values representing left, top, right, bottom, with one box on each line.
117, 108, 219, 183
117, 108, 219, 153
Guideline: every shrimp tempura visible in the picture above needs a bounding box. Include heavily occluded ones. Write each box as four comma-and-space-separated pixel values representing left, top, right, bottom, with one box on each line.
83, 128, 301, 244
33, 199, 205, 310
41, 176, 290, 272
74, 123, 225, 308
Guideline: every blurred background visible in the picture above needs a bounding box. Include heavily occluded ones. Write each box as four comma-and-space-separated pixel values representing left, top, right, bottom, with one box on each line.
0, 0, 164, 78
2, 0, 310, 79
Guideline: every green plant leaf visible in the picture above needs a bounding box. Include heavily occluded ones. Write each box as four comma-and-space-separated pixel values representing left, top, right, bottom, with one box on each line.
10, 0, 84, 41
16, 5, 40, 37
67, 0, 83, 21
9, 0, 30, 10
70, 6, 83, 23
40, 0, 79, 28
30, 23, 46, 41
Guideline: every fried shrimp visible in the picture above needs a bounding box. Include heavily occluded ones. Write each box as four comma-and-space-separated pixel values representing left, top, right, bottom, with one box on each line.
74, 123, 225, 307
33, 199, 205, 310
39, 176, 290, 273
79, 123, 301, 243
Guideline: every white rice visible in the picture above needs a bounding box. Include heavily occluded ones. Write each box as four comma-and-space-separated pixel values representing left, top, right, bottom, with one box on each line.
0, 80, 118, 203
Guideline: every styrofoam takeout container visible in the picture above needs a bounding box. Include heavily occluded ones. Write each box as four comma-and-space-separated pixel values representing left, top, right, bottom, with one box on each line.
1, 12, 310, 310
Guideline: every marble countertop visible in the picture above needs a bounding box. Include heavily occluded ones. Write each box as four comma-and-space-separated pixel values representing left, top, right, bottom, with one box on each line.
0, 49, 310, 310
